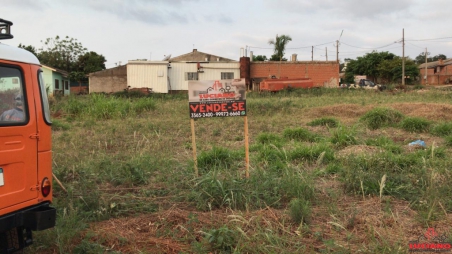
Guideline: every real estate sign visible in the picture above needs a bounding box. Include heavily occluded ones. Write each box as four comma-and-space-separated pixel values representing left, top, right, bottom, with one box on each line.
188, 79, 246, 118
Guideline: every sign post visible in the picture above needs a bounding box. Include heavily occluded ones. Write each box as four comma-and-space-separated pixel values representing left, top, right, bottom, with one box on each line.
190, 118, 198, 176
188, 79, 248, 177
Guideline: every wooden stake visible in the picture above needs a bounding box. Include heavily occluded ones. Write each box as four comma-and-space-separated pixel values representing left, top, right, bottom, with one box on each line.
190, 118, 198, 176
52, 173, 67, 193
244, 116, 250, 178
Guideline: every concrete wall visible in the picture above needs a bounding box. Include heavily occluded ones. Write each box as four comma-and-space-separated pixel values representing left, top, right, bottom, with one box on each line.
250, 61, 340, 88
89, 65, 127, 93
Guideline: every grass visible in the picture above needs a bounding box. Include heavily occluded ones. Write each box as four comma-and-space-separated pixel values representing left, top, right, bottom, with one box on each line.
307, 117, 339, 128
360, 107, 404, 130
400, 117, 431, 133
28, 89, 452, 253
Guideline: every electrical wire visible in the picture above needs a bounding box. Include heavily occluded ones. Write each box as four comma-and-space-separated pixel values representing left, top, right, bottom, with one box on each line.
341, 41, 398, 49
406, 36, 452, 42
405, 41, 425, 49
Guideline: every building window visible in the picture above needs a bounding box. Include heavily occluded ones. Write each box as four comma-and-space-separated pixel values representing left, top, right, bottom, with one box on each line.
55, 79, 59, 89
65, 81, 69, 90
185, 72, 198, 81
221, 72, 234, 80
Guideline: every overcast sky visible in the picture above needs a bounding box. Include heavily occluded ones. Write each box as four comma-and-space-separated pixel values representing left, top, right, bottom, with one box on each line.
3, 0, 451, 68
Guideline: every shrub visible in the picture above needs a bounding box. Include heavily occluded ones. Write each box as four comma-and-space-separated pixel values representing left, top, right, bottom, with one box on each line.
283, 127, 319, 142
289, 198, 312, 225
329, 125, 358, 148
365, 136, 402, 154
360, 108, 404, 130
290, 143, 335, 164
256, 132, 283, 147
307, 117, 339, 128
445, 136, 452, 147
400, 117, 431, 133
197, 147, 243, 172
205, 225, 237, 253
430, 122, 452, 137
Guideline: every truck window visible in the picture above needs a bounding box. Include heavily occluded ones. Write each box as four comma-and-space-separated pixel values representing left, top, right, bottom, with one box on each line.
38, 70, 52, 124
0, 65, 27, 125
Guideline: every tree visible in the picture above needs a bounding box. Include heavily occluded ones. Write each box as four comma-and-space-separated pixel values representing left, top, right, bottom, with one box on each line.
18, 44, 38, 57
20, 36, 107, 88
344, 51, 396, 83
268, 34, 292, 61
252, 55, 268, 61
432, 54, 447, 61
38, 35, 87, 72
414, 52, 447, 65
70, 51, 107, 89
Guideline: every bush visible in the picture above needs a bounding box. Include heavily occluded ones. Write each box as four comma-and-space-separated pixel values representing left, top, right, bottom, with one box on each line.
197, 147, 243, 172
289, 198, 311, 225
205, 225, 237, 253
290, 143, 335, 164
360, 108, 404, 130
365, 136, 402, 154
307, 117, 339, 128
283, 127, 319, 142
329, 125, 358, 148
400, 117, 431, 133
256, 132, 283, 147
430, 122, 452, 137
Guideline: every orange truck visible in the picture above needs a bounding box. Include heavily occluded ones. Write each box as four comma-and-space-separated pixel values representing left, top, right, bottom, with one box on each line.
0, 19, 56, 253
259, 77, 318, 92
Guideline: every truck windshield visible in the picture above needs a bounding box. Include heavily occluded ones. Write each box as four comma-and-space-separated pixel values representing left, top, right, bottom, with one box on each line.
0, 66, 28, 125
38, 70, 51, 124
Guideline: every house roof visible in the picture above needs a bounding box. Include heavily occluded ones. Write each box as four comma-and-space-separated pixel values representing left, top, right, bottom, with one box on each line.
169, 49, 237, 62
418, 58, 452, 69
41, 64, 69, 77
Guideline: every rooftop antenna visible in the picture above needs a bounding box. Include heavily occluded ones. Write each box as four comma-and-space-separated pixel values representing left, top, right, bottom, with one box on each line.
162, 54, 172, 61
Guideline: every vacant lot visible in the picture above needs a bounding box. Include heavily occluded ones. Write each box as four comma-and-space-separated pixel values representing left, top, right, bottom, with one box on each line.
31, 88, 452, 253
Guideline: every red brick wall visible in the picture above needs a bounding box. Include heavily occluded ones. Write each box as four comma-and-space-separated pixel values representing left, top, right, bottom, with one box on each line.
250, 61, 339, 88
419, 65, 452, 85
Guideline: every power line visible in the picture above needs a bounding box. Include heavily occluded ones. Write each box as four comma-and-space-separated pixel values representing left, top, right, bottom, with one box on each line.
405, 41, 425, 49
406, 36, 452, 42
341, 41, 397, 50
249, 41, 334, 50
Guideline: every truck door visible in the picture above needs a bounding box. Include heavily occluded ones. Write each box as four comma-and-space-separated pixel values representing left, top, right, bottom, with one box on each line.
0, 64, 38, 211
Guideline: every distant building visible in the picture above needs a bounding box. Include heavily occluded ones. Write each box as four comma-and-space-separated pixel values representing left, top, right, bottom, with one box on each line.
419, 58, 452, 85
127, 49, 239, 93
88, 49, 340, 93
41, 65, 70, 96
89, 65, 127, 94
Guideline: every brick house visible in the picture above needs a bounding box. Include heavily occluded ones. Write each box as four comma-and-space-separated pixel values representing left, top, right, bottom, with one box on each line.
418, 58, 452, 85
248, 60, 340, 90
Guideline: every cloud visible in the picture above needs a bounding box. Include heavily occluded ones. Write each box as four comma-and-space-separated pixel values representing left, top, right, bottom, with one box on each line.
268, 0, 415, 18
2, 0, 50, 11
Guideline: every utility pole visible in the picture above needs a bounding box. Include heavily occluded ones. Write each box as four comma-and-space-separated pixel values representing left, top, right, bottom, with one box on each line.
425, 47, 428, 85
326, 47, 328, 61
336, 40, 339, 63
402, 28, 405, 86
311, 46, 314, 61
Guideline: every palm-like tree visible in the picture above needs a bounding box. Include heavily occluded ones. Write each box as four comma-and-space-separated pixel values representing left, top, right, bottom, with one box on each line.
268, 34, 292, 61
268, 34, 292, 78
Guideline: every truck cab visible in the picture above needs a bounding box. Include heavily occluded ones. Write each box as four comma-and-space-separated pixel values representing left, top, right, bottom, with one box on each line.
0, 18, 56, 253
